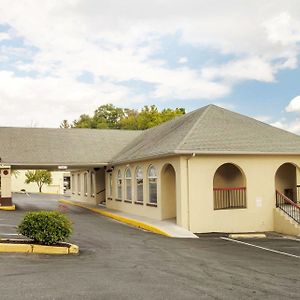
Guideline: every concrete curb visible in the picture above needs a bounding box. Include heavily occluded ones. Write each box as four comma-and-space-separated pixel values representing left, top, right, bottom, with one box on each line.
59, 199, 171, 237
0, 239, 79, 254
229, 233, 266, 239
0, 205, 16, 211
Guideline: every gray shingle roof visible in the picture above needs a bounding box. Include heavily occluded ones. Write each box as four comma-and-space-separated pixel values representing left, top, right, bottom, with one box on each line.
2, 105, 300, 168
0, 127, 141, 167
112, 104, 300, 163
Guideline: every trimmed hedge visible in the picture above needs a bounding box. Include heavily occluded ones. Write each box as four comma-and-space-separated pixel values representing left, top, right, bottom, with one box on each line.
18, 211, 73, 245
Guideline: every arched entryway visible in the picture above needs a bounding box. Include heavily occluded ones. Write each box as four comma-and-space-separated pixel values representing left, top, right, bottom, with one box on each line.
213, 163, 246, 210
161, 163, 176, 220
275, 163, 298, 203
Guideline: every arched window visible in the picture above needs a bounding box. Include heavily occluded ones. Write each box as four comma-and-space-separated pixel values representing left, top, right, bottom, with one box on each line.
125, 168, 132, 201
148, 165, 157, 205
136, 167, 143, 203
77, 173, 81, 195
90, 172, 95, 197
116, 170, 123, 200
71, 174, 74, 194
84, 172, 88, 196
213, 163, 246, 210
108, 173, 112, 198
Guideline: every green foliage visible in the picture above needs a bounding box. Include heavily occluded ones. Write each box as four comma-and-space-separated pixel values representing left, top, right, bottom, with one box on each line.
25, 170, 52, 193
18, 211, 73, 245
60, 119, 71, 128
66, 104, 185, 130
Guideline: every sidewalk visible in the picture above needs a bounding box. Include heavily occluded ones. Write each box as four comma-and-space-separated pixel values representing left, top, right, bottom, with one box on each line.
59, 199, 198, 238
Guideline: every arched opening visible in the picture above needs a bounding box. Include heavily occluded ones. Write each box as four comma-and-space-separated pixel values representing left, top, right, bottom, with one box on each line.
275, 163, 298, 203
213, 163, 246, 210
161, 164, 176, 220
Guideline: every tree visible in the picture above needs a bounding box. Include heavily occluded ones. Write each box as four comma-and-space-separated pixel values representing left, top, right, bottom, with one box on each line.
93, 104, 125, 129
25, 170, 53, 193
60, 120, 71, 129
72, 114, 94, 128
61, 104, 186, 130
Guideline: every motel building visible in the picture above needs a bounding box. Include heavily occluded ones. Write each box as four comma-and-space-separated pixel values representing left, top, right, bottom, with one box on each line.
0, 104, 299, 236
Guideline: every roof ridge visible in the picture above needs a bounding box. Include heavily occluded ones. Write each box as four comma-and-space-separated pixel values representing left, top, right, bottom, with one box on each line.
176, 104, 212, 151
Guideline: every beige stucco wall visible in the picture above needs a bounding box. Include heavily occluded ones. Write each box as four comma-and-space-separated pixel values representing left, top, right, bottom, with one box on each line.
71, 168, 105, 204
106, 157, 182, 222
188, 155, 300, 233
106, 154, 300, 234
11, 170, 68, 194
274, 208, 300, 236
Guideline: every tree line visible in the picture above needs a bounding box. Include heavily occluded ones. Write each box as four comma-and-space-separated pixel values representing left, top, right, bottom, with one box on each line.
60, 104, 185, 130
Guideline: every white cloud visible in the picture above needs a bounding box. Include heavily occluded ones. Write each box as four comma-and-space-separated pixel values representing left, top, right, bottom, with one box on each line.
271, 119, 300, 135
178, 57, 188, 64
202, 57, 276, 83
0, 71, 143, 127
286, 95, 300, 113
0, 32, 10, 41
253, 115, 272, 123
1, 1, 300, 125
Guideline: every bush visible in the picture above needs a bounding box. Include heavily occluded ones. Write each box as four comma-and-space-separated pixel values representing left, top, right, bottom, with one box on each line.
18, 211, 73, 245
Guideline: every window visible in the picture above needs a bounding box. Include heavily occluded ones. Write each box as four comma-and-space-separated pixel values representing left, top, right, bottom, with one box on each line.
148, 165, 157, 205
108, 173, 112, 198
136, 167, 143, 203
91, 172, 95, 197
116, 170, 122, 199
77, 173, 81, 195
84, 173, 88, 196
125, 168, 132, 201
71, 174, 74, 194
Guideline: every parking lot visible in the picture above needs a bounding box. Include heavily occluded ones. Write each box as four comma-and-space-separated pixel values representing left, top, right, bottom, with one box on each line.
0, 193, 299, 300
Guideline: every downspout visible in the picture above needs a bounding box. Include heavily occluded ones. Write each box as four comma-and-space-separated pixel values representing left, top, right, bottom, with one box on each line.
186, 153, 196, 231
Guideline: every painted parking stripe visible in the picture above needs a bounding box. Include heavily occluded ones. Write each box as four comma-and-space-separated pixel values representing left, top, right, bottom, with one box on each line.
283, 236, 300, 242
0, 224, 16, 227
221, 237, 300, 259
0, 233, 20, 236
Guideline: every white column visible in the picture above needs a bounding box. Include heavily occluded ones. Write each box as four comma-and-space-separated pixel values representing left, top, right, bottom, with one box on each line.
0, 166, 12, 206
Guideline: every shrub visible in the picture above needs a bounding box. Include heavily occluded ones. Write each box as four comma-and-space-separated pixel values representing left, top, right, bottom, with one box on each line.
18, 211, 73, 245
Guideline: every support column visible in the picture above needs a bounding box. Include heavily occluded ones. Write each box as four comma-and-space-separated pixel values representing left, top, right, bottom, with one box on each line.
0, 166, 12, 206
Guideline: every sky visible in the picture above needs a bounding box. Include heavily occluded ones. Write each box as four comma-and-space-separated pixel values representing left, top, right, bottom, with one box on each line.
1, 1, 300, 132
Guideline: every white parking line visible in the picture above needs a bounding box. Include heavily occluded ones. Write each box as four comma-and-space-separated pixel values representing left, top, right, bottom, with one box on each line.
282, 236, 300, 242
0, 224, 16, 227
0, 233, 20, 236
221, 237, 300, 259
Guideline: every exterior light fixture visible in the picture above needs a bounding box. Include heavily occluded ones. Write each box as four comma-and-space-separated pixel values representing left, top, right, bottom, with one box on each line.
58, 166, 68, 170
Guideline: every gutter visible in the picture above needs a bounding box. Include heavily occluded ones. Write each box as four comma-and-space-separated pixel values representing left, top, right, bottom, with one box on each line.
174, 150, 300, 155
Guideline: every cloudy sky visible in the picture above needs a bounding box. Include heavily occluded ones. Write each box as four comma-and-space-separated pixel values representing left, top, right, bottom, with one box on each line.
1, 1, 300, 131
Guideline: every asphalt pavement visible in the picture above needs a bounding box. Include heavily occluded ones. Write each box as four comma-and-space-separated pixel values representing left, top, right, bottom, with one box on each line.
0, 193, 299, 300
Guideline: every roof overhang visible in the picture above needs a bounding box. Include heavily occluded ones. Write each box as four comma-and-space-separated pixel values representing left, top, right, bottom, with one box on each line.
9, 162, 108, 171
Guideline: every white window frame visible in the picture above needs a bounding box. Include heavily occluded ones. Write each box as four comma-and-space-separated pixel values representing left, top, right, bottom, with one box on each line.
135, 167, 143, 203
148, 165, 158, 205
91, 172, 95, 197
84, 173, 88, 196
107, 172, 112, 198
116, 170, 123, 200
125, 168, 132, 202
71, 174, 74, 194
77, 173, 81, 195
